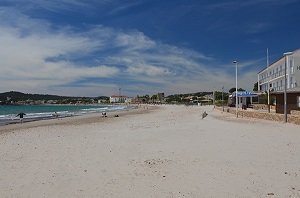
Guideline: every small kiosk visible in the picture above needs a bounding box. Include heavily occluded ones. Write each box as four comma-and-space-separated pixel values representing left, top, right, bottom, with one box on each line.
229, 91, 259, 109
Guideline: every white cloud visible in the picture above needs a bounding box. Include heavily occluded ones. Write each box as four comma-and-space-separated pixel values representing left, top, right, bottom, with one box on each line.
0, 10, 120, 95
0, 6, 260, 96
115, 31, 156, 52
127, 64, 172, 77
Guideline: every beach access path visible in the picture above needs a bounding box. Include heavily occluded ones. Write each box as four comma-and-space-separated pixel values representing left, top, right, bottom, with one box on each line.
0, 105, 299, 197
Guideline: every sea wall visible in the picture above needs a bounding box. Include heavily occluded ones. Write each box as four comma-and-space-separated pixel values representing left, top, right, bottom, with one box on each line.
216, 107, 300, 125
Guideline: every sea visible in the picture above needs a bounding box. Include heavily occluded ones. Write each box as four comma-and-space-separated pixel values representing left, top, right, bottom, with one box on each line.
0, 104, 132, 126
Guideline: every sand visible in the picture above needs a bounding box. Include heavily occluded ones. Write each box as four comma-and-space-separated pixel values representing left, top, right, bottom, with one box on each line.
0, 105, 300, 197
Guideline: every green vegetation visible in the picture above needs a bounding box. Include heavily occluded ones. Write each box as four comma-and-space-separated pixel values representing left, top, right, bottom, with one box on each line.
228, 87, 245, 93
253, 82, 258, 91
0, 91, 109, 105
213, 91, 229, 107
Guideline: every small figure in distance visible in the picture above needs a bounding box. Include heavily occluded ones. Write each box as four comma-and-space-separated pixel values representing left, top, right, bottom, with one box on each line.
114, 114, 119, 117
202, 111, 208, 119
16, 112, 26, 123
53, 112, 59, 118
102, 112, 107, 117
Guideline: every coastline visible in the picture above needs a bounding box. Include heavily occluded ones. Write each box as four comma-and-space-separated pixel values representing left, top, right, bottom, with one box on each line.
0, 104, 158, 134
0, 103, 131, 126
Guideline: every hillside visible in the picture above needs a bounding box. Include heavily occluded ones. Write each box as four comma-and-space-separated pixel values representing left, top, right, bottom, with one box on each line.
0, 91, 109, 103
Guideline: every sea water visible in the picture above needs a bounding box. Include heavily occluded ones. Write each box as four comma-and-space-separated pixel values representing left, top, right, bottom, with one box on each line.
0, 104, 131, 125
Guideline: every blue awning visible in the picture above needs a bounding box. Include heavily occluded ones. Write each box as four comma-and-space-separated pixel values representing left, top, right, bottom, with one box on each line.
232, 91, 258, 97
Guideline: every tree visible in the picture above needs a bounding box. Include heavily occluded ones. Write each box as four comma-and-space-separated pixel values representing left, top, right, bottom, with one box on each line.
214, 91, 229, 100
229, 87, 245, 93
151, 94, 157, 102
229, 88, 236, 93
253, 82, 258, 91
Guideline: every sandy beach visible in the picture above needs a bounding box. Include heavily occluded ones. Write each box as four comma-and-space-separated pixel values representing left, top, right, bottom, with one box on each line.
0, 105, 300, 197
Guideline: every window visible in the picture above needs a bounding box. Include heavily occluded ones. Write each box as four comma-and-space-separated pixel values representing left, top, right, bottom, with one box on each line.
290, 58, 293, 67
298, 96, 300, 108
289, 57, 294, 74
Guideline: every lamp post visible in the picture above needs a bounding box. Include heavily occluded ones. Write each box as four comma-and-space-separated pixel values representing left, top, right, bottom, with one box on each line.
283, 52, 293, 123
222, 86, 224, 112
233, 60, 238, 118
213, 91, 215, 108
267, 48, 270, 113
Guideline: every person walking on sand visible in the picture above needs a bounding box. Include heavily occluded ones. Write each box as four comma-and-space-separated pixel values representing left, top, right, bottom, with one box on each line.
16, 112, 26, 123
202, 111, 208, 119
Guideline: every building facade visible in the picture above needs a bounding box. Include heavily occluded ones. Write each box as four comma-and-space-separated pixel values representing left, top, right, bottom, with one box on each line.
258, 49, 300, 93
109, 95, 132, 103
257, 49, 300, 113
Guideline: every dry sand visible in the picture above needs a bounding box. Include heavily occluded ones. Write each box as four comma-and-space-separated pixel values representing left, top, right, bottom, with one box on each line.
0, 105, 300, 197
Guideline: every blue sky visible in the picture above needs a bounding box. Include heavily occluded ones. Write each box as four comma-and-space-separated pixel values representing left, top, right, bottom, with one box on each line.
0, 0, 299, 96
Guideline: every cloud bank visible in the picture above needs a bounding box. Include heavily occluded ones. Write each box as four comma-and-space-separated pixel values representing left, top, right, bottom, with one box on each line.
0, 5, 259, 96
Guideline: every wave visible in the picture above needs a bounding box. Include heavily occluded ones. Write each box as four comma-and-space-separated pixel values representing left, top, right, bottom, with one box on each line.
0, 105, 131, 125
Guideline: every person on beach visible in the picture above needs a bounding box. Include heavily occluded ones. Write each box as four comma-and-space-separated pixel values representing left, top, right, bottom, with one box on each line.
102, 112, 107, 117
202, 111, 208, 119
53, 112, 58, 118
16, 112, 26, 123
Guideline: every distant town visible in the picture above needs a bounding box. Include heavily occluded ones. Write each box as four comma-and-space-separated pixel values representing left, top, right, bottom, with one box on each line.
0, 91, 217, 105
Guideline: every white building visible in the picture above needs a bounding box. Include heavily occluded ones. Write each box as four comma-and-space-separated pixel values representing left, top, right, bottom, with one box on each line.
109, 95, 132, 103
258, 49, 300, 93
257, 49, 300, 113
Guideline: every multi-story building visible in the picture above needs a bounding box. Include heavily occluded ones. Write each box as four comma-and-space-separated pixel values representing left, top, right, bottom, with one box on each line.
257, 49, 300, 113
109, 95, 132, 103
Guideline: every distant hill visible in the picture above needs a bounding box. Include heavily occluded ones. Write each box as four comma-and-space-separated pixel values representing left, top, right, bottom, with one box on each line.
0, 91, 72, 101
0, 91, 109, 102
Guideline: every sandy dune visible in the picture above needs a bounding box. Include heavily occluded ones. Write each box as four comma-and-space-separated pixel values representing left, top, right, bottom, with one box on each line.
0, 105, 300, 197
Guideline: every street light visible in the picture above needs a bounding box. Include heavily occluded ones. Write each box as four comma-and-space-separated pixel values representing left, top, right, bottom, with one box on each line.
233, 60, 238, 118
222, 86, 224, 112
283, 52, 293, 123
267, 48, 270, 113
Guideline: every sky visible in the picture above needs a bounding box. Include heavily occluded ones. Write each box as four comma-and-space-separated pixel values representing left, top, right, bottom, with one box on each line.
0, 0, 299, 97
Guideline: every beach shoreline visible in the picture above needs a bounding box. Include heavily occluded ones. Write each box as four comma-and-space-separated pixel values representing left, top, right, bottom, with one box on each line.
0, 104, 158, 135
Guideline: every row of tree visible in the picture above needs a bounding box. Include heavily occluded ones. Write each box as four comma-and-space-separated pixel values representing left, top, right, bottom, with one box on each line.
0, 91, 109, 104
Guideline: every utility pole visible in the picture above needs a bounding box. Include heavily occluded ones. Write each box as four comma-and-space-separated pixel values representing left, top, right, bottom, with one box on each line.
222, 86, 224, 112
118, 88, 121, 103
213, 91, 215, 108
283, 52, 293, 123
267, 48, 270, 113
233, 60, 238, 118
